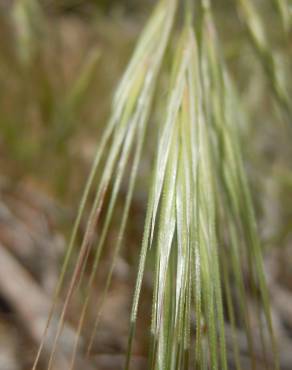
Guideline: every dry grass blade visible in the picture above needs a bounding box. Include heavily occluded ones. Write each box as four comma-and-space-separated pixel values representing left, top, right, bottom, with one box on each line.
33, 0, 177, 369
236, 0, 291, 120
199, 2, 278, 368
127, 25, 228, 369
127, 3, 278, 369
272, 0, 291, 31
33, 1, 281, 369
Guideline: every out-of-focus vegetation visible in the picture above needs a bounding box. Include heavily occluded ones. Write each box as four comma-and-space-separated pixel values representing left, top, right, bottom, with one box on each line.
0, 0, 151, 201
0, 1, 291, 369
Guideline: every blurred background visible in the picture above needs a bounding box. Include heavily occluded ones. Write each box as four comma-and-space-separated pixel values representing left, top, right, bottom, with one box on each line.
0, 0, 291, 369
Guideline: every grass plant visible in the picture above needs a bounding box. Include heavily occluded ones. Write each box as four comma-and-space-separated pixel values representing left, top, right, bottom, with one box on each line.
5, 0, 287, 369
